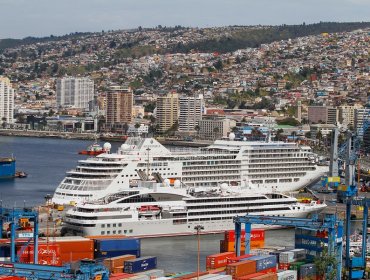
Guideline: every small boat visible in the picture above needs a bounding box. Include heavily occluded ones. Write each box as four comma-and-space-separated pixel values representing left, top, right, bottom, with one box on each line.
15, 171, 27, 178
138, 205, 161, 216
78, 143, 105, 156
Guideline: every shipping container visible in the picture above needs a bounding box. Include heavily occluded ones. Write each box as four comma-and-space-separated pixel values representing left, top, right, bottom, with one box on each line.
95, 238, 140, 252
226, 260, 256, 278
227, 254, 254, 264
247, 255, 277, 272
60, 251, 94, 263
206, 252, 235, 269
224, 229, 265, 242
290, 250, 306, 261
95, 249, 140, 259
204, 275, 232, 280
124, 256, 157, 274
299, 263, 316, 279
207, 267, 227, 274
277, 270, 297, 280
178, 271, 209, 280
190, 274, 219, 280
288, 262, 305, 272
104, 254, 136, 272
236, 273, 265, 280
248, 273, 277, 280
109, 273, 133, 280
136, 269, 165, 278
17, 244, 61, 266
278, 263, 290, 271
0, 245, 10, 258
113, 266, 124, 274
126, 275, 150, 280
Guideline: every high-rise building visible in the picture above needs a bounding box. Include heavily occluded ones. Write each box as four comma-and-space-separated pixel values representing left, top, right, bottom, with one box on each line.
179, 94, 203, 132
0, 77, 14, 123
156, 92, 179, 133
354, 108, 370, 137
338, 105, 362, 127
308, 106, 337, 124
56, 77, 94, 109
198, 117, 236, 140
106, 86, 133, 126
296, 101, 302, 123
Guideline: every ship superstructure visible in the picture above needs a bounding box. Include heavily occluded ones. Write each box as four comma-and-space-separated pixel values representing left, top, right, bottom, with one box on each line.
52, 137, 327, 205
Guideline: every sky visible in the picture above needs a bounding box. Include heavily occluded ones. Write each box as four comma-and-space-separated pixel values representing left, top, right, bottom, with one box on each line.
1, 0, 370, 39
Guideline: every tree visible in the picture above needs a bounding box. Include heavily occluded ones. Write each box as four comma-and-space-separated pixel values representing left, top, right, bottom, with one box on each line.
275, 129, 284, 141
16, 115, 26, 124
194, 125, 200, 137
316, 130, 323, 146
135, 123, 141, 129
56, 121, 63, 132
314, 247, 337, 280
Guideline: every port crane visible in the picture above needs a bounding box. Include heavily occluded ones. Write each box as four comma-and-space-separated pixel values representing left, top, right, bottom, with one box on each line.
0, 207, 109, 280
233, 213, 343, 280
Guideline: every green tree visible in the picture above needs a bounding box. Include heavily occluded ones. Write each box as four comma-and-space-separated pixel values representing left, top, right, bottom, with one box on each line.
316, 130, 323, 146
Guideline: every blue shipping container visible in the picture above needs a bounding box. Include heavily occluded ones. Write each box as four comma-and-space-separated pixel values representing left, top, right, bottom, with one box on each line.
94, 238, 140, 252
0, 158, 15, 179
248, 255, 277, 272
0, 245, 10, 258
124, 256, 157, 274
94, 249, 140, 259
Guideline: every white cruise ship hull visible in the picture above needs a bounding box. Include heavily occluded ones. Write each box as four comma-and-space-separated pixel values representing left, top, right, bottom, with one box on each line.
63, 207, 324, 238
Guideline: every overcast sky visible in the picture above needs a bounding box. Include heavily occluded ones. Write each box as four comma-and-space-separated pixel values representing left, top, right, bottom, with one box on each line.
1, 0, 369, 39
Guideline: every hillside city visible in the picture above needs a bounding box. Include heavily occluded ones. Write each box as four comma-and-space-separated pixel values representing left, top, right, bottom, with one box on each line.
0, 24, 369, 153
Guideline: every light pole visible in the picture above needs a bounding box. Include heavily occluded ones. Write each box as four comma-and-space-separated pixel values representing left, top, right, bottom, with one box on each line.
194, 225, 204, 280
146, 147, 151, 179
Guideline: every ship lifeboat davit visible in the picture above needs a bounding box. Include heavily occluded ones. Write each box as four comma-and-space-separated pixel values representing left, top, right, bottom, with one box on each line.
138, 205, 161, 216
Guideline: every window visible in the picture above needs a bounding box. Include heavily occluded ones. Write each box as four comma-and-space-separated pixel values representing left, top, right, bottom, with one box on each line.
102, 224, 105, 228
124, 230, 127, 234
113, 230, 116, 234
118, 230, 122, 234
107, 231, 110, 234
118, 223, 122, 227
129, 229, 133, 233
113, 223, 116, 227
101, 231, 105, 235
107, 224, 110, 228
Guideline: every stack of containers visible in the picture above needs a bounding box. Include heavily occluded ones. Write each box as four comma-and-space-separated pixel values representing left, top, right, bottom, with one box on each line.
278, 249, 306, 271
94, 237, 141, 258
227, 254, 254, 265
124, 256, 157, 274
226, 260, 257, 278
189, 275, 232, 280
221, 230, 265, 253
247, 256, 277, 274
103, 254, 136, 273
206, 252, 235, 270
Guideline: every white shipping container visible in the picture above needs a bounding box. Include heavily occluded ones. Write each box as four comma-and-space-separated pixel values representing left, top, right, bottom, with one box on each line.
279, 252, 295, 263
191, 275, 221, 280
137, 269, 165, 278
205, 275, 232, 280
277, 270, 297, 280
127, 275, 150, 280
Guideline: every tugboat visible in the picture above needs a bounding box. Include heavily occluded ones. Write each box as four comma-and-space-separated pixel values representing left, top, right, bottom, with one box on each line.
78, 142, 106, 156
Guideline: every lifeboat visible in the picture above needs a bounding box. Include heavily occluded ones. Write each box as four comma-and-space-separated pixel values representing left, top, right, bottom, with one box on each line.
78, 143, 105, 156
138, 205, 161, 216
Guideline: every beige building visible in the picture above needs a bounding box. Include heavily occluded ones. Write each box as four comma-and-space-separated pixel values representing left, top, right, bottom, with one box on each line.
0, 77, 14, 123
338, 105, 362, 127
199, 117, 236, 140
156, 92, 179, 133
106, 86, 133, 126
354, 108, 370, 137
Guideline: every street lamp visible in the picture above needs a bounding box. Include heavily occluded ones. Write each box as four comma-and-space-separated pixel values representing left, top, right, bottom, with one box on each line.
194, 225, 204, 280
146, 147, 151, 179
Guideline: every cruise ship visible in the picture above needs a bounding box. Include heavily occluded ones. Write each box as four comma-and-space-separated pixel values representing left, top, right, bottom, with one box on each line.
52, 136, 328, 205
62, 180, 327, 237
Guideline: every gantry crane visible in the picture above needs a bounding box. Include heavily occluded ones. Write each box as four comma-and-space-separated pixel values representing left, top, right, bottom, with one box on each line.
233, 213, 343, 280
0, 207, 109, 280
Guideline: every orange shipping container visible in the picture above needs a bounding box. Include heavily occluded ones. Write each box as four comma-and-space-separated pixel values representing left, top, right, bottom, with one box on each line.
236, 273, 265, 280
177, 271, 209, 280
206, 252, 235, 269
52, 239, 94, 254
104, 254, 136, 272
60, 251, 94, 263
112, 266, 124, 274
278, 263, 290, 270
226, 260, 257, 278
225, 229, 265, 242
109, 273, 132, 280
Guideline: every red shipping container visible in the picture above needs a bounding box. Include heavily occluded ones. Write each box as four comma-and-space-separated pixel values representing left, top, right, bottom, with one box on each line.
173, 271, 209, 280
0, 277, 25, 280
17, 244, 61, 266
226, 260, 257, 278
227, 254, 254, 264
236, 273, 265, 280
225, 229, 265, 242
257, 268, 277, 274
206, 252, 235, 269
278, 263, 290, 270
109, 273, 132, 280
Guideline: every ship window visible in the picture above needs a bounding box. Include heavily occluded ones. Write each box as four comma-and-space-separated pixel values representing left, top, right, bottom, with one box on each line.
118, 223, 122, 227
124, 230, 127, 234
101, 231, 105, 235
113, 230, 116, 234
107, 224, 110, 228
113, 223, 116, 227
129, 229, 133, 233
107, 231, 110, 234
102, 224, 105, 228
118, 230, 122, 234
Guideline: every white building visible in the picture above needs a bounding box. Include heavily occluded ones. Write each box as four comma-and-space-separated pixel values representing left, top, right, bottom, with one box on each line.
354, 108, 370, 137
338, 105, 362, 128
56, 77, 94, 109
178, 94, 203, 132
0, 77, 14, 123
